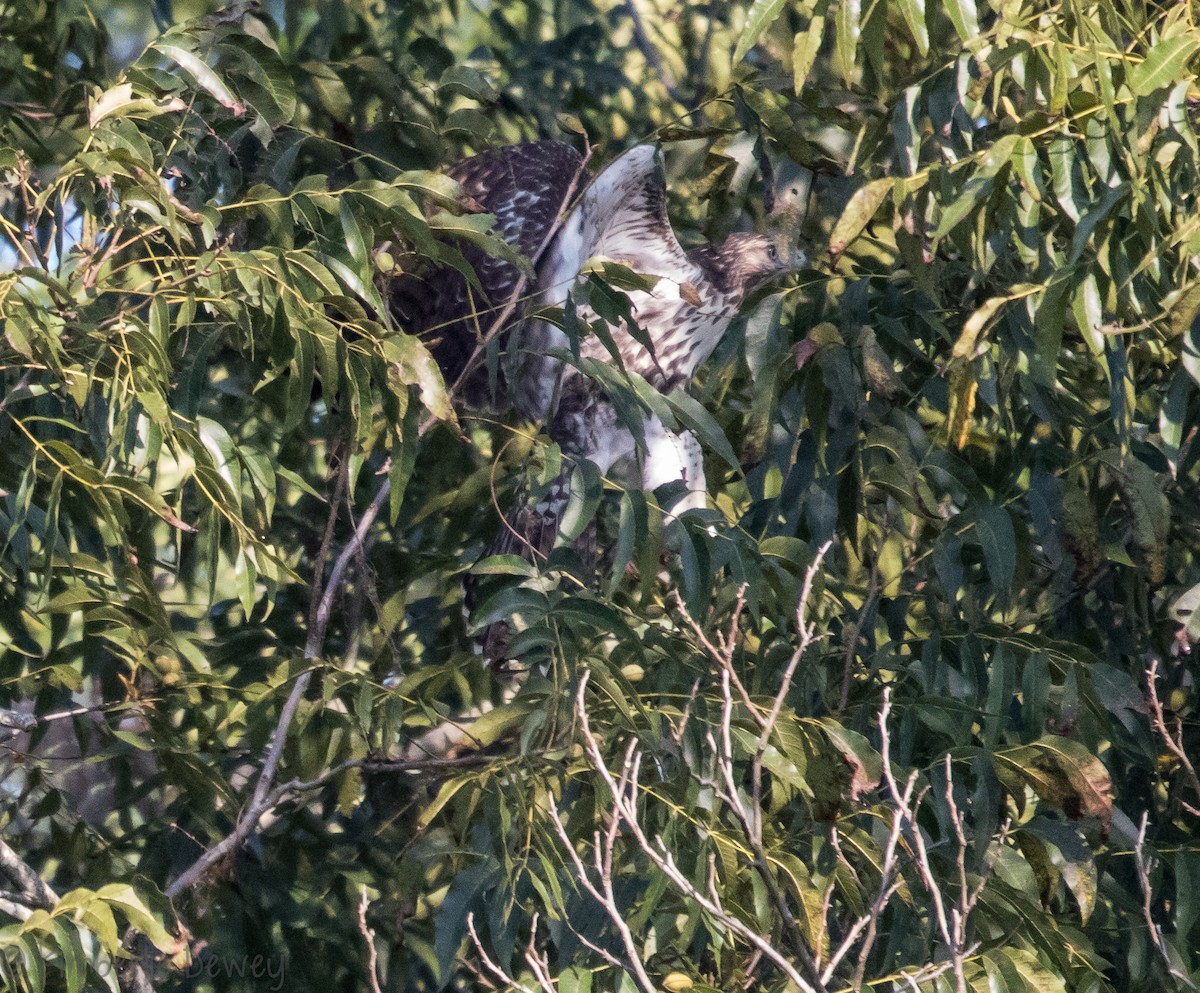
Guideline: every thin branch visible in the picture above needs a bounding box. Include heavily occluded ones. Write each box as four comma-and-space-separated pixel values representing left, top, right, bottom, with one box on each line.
1134, 811, 1200, 989
623, 1, 685, 106
757, 541, 832, 751
571, 672, 820, 993
876, 690, 976, 993
672, 559, 833, 990
835, 816, 905, 988
306, 432, 352, 652
838, 550, 880, 711
357, 887, 384, 993
0, 838, 57, 908
467, 913, 543, 993
1146, 657, 1200, 817
672, 585, 758, 721
545, 757, 658, 993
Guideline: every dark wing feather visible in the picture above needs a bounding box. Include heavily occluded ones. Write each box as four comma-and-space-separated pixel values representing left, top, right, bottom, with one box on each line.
389, 141, 585, 403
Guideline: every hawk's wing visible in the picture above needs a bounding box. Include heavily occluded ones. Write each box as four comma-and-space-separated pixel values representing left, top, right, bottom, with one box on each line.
449, 140, 585, 296
536, 144, 696, 303
390, 141, 585, 403
512, 144, 700, 419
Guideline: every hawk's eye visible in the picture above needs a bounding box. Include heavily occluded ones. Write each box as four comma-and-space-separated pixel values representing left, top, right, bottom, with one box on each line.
767, 244, 778, 260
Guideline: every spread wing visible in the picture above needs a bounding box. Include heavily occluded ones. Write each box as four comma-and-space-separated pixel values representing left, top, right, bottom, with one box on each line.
535, 144, 695, 300
450, 140, 585, 304
512, 144, 703, 417
588, 145, 696, 282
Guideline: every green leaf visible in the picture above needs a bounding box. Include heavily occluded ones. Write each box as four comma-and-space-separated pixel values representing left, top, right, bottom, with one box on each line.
607, 489, 648, 596
156, 44, 245, 112
834, 0, 861, 84
390, 398, 421, 521
971, 503, 1016, 596
1098, 449, 1169, 583
1048, 136, 1084, 223
419, 772, 479, 828
94, 884, 177, 954
734, 0, 789, 63
792, 7, 828, 94
1001, 947, 1068, 993
385, 335, 455, 425
1071, 272, 1105, 357
53, 890, 120, 955
471, 555, 539, 578
934, 177, 994, 240
1068, 183, 1127, 264
895, 0, 928, 55
1127, 36, 1200, 97
89, 83, 185, 128
559, 459, 603, 543
50, 919, 84, 993
942, 0, 979, 43
828, 178, 891, 259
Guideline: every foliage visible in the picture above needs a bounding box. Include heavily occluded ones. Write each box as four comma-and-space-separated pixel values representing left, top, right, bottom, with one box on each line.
1, 0, 1199, 992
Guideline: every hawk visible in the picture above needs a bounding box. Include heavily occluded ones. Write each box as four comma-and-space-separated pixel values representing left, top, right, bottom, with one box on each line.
393, 141, 807, 661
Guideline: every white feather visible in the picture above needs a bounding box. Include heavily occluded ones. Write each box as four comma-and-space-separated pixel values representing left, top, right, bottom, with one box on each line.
508, 145, 663, 422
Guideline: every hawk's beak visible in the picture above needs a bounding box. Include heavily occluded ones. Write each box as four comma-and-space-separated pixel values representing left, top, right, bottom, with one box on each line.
786, 246, 809, 273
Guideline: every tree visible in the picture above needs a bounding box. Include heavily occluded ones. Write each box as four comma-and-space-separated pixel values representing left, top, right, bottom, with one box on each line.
1, 0, 1199, 991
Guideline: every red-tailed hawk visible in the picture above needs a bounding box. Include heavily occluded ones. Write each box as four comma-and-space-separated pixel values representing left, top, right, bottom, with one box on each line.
393, 141, 807, 662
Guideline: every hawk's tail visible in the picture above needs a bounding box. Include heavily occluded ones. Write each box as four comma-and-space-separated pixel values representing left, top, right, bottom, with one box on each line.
468, 469, 597, 666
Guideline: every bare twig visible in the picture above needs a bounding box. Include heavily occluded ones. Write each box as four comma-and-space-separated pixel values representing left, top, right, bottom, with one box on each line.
832, 809, 905, 988
306, 432, 352, 650
672, 585, 757, 720
1134, 812, 1200, 989
357, 887, 384, 993
569, 672, 820, 993
758, 542, 832, 750
14, 152, 49, 270
1146, 657, 1200, 817
674, 551, 833, 988
875, 690, 981, 993
79, 223, 126, 290
165, 731, 497, 899
546, 772, 658, 993
467, 912, 544, 993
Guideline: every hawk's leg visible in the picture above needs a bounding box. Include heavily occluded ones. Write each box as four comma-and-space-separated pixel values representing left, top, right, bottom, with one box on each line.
641, 418, 708, 517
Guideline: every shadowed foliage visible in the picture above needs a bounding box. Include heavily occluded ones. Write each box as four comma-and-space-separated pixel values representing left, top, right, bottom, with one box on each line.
1, 1, 1200, 991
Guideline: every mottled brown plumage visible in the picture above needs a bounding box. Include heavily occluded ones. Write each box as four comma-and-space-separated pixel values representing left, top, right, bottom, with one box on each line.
394, 142, 806, 664
389, 140, 586, 407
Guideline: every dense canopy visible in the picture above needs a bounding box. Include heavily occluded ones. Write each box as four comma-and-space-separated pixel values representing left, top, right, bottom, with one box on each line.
1, 1, 1200, 992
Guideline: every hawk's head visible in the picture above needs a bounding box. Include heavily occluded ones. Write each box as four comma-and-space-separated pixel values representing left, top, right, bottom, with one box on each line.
720, 232, 808, 300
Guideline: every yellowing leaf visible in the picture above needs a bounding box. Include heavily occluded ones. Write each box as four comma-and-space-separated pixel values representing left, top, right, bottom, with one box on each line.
828, 179, 892, 260
996, 736, 1113, 834
946, 365, 978, 451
